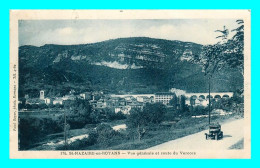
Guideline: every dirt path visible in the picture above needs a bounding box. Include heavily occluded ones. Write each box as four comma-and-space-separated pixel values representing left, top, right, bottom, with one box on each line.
112, 124, 127, 131
147, 119, 244, 150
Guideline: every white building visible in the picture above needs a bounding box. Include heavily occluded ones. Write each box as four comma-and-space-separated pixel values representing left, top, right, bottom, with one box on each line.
155, 92, 175, 105
53, 98, 63, 105
115, 106, 131, 115
44, 98, 51, 104
136, 96, 153, 103
62, 95, 76, 101
80, 92, 92, 100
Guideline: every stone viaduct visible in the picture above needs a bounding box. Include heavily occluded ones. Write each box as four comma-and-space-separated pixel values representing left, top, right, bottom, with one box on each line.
185, 92, 233, 99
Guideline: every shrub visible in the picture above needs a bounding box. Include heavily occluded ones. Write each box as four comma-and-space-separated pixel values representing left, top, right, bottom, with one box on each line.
126, 103, 167, 140
96, 124, 124, 147
19, 117, 63, 150
87, 131, 98, 145
193, 105, 207, 116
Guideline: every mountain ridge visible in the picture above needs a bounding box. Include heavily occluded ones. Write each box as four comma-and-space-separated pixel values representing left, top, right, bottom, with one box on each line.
18, 37, 243, 98
20, 37, 202, 48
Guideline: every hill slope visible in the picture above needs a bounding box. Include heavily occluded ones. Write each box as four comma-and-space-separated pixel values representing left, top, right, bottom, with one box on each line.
18, 37, 243, 98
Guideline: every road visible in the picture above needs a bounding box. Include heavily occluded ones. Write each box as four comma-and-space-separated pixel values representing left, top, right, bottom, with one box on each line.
147, 119, 244, 150
112, 124, 127, 131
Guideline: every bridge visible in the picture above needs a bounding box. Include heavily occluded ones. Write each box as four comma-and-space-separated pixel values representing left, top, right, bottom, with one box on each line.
110, 92, 233, 100
185, 92, 233, 99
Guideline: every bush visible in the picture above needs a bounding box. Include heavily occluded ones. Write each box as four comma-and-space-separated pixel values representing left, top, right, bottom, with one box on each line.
191, 105, 207, 116
142, 103, 167, 124
212, 96, 244, 116
19, 117, 63, 150
108, 111, 127, 121
115, 112, 127, 120
66, 114, 90, 129
96, 124, 124, 147
164, 110, 177, 121
126, 103, 167, 140
87, 131, 98, 145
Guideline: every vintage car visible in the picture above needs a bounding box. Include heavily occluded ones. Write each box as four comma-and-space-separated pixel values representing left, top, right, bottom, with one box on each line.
205, 123, 223, 140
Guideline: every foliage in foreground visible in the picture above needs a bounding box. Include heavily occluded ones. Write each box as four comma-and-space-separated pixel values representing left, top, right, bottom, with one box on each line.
126, 103, 167, 141
56, 124, 126, 150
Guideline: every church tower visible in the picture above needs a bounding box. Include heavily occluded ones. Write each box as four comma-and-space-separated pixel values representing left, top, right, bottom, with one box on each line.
40, 90, 45, 100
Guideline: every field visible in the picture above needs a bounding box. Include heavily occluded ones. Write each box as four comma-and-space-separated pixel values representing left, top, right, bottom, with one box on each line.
19, 107, 243, 151
100, 114, 242, 150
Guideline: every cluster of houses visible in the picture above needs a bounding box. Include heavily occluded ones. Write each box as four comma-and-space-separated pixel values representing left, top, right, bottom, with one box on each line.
20, 89, 233, 114
79, 92, 155, 114
21, 90, 153, 114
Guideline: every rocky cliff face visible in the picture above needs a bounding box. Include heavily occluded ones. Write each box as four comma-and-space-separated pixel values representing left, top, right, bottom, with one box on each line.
18, 37, 243, 97
19, 37, 202, 69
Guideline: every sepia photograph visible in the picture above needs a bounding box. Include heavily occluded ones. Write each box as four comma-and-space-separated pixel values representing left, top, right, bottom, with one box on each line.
9, 10, 251, 159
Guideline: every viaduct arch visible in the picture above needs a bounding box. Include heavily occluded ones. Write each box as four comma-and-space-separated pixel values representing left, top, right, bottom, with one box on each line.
185, 92, 233, 99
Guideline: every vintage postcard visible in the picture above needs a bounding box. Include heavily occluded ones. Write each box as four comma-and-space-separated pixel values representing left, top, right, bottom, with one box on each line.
9, 10, 251, 159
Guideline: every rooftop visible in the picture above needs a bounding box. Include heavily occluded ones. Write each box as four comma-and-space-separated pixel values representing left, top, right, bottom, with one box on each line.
155, 92, 175, 95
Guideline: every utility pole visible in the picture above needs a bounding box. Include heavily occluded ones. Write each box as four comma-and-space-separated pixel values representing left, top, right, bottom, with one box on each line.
64, 111, 68, 149
208, 76, 211, 125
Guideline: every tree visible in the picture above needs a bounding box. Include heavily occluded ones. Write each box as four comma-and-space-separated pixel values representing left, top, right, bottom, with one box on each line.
126, 103, 167, 141
63, 99, 94, 129
213, 20, 244, 95
190, 96, 196, 116
143, 103, 167, 124
169, 93, 178, 110
104, 108, 117, 121
193, 21, 245, 123
215, 26, 229, 43
193, 45, 224, 124
126, 108, 146, 141
179, 95, 186, 112
96, 124, 121, 147
89, 108, 100, 124
226, 20, 244, 76
39, 103, 48, 109
213, 20, 244, 76
192, 26, 228, 124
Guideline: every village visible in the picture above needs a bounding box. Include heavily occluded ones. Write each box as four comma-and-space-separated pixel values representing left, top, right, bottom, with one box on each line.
18, 88, 234, 116
15, 16, 247, 153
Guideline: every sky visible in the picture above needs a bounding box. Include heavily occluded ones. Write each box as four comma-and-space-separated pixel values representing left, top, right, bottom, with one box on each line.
19, 19, 239, 46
